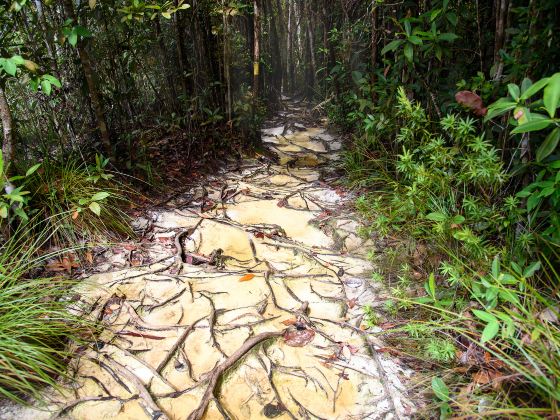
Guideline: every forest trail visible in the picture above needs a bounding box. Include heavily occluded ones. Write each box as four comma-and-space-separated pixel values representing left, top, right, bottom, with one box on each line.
13, 101, 413, 420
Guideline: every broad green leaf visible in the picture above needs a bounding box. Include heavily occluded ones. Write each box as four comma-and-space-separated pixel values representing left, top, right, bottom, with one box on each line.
10, 55, 25, 65
543, 73, 560, 117
431, 377, 449, 401
42, 74, 62, 88
481, 320, 500, 343
536, 127, 560, 162
426, 212, 447, 222
381, 40, 403, 55
0, 206, 7, 218
25, 163, 41, 177
89, 201, 101, 215
520, 77, 550, 100
68, 32, 78, 46
161, 11, 172, 19
451, 215, 465, 224
40, 80, 52, 95
507, 83, 520, 101
523, 261, 541, 278
527, 191, 541, 212
438, 32, 458, 42
484, 99, 517, 121
2, 59, 17, 76
403, 43, 413, 62
89, 0, 96, 9
407, 35, 422, 45
404, 20, 411, 36
520, 78, 532, 95
472, 309, 497, 323
75, 26, 92, 37
511, 119, 554, 134
91, 191, 110, 201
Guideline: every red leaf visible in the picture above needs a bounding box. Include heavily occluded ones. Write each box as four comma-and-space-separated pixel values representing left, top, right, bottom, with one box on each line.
283, 328, 315, 347
455, 90, 487, 116
281, 318, 297, 326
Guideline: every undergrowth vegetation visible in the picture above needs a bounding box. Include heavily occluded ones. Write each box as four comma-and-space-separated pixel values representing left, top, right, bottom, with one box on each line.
0, 227, 94, 405
320, 1, 560, 416
0, 153, 129, 404
342, 85, 560, 417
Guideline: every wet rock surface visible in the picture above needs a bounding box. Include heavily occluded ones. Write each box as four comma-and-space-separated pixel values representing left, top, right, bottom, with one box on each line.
3, 100, 414, 420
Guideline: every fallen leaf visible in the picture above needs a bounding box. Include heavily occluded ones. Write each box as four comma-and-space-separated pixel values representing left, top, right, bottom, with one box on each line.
347, 298, 357, 309
239, 273, 256, 282
72, 211, 79, 220
85, 251, 94, 264
281, 318, 297, 326
277, 199, 287, 207
283, 327, 315, 347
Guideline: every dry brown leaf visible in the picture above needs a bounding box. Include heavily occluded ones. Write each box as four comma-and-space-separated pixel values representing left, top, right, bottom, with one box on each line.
239, 273, 256, 282
283, 328, 315, 347
281, 318, 297, 326
72, 211, 79, 220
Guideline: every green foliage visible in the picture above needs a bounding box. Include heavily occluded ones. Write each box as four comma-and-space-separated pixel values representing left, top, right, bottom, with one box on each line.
424, 337, 456, 363
0, 228, 94, 404
0, 150, 41, 222
22, 157, 132, 246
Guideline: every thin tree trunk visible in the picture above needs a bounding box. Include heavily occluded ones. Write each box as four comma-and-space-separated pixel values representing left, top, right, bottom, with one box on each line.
253, 0, 261, 99
287, 1, 295, 94
174, 0, 189, 100
305, 1, 317, 99
62, 0, 111, 156
492, 0, 508, 80
0, 85, 14, 173
223, 1, 232, 121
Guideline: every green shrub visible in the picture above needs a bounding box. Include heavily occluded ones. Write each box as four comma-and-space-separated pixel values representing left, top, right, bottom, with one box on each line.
23, 155, 132, 247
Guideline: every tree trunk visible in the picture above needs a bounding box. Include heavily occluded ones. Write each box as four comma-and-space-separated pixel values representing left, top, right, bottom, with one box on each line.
287, 0, 296, 95
253, 0, 261, 99
492, 0, 508, 80
62, 0, 111, 157
305, 1, 317, 99
0, 85, 14, 173
174, 0, 190, 100
223, 2, 232, 121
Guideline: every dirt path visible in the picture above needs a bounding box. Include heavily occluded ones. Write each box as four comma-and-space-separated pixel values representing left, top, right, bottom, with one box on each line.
9, 101, 414, 420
